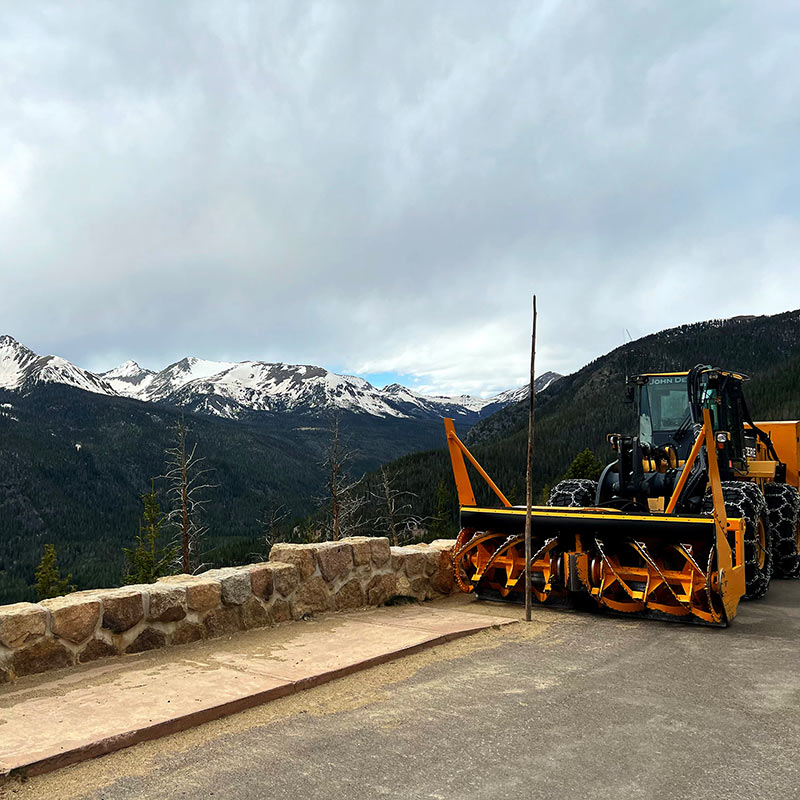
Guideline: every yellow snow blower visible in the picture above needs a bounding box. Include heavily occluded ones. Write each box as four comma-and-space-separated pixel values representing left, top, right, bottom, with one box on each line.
445, 365, 800, 626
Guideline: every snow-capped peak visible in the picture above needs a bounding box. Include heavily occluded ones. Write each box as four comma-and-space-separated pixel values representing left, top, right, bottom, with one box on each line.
165, 361, 408, 418
133, 357, 238, 403
0, 335, 116, 395
99, 359, 157, 395
0, 335, 552, 423
102, 360, 144, 378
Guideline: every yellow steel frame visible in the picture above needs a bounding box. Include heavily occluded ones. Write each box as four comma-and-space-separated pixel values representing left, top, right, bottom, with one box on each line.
444, 418, 510, 508
444, 409, 746, 625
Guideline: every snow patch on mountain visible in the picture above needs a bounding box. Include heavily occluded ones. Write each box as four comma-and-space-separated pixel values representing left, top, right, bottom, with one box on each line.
487, 371, 562, 406
169, 362, 408, 418
99, 360, 157, 396
0, 335, 116, 395
381, 384, 493, 415
1, 335, 561, 422
134, 357, 238, 403
0, 335, 39, 390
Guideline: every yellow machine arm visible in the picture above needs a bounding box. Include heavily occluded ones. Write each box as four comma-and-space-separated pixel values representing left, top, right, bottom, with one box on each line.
444, 418, 510, 508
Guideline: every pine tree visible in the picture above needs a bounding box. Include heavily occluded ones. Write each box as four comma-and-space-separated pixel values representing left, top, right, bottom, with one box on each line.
562, 448, 605, 481
34, 544, 74, 600
431, 478, 455, 538
123, 483, 178, 584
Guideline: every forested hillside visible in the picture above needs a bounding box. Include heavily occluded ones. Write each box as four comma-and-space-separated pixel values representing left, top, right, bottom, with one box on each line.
3, 309, 799, 604
0, 385, 469, 603
371, 310, 800, 533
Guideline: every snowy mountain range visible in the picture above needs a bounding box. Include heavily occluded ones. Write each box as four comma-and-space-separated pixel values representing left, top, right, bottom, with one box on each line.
0, 335, 561, 421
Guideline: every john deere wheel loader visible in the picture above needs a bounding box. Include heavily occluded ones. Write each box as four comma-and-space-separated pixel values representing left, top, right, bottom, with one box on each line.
444, 365, 800, 626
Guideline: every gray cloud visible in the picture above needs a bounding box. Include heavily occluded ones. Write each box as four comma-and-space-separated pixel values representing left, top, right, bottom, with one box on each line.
2, 1, 799, 396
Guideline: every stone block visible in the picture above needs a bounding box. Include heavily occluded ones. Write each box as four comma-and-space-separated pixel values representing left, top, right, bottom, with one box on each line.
335, 579, 365, 611
204, 605, 242, 639
397, 574, 429, 602
271, 563, 300, 597
270, 599, 291, 623
291, 576, 331, 620
147, 586, 187, 623
171, 622, 205, 645
400, 547, 429, 577
247, 563, 274, 600
186, 579, 221, 612
156, 574, 194, 584
78, 637, 118, 663
369, 537, 392, 567
125, 627, 167, 654
365, 573, 397, 606
42, 596, 101, 644
270, 543, 316, 580
424, 551, 441, 578
241, 596, 270, 630
420, 546, 444, 578
0, 602, 47, 649
429, 539, 458, 550
312, 541, 354, 582
220, 570, 253, 605
102, 589, 144, 633
340, 536, 372, 565
429, 546, 455, 595
12, 638, 73, 677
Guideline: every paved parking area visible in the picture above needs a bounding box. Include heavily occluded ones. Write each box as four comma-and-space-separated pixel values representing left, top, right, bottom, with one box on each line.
0, 605, 510, 780
5, 583, 799, 800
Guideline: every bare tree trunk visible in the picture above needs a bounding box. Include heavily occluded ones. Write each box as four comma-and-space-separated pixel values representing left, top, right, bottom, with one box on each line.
319, 415, 365, 542
381, 467, 399, 545
331, 418, 340, 541
525, 295, 537, 622
179, 418, 190, 573
163, 415, 216, 575
370, 465, 423, 547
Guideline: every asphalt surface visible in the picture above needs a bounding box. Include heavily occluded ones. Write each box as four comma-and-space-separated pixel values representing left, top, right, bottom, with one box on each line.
5, 583, 800, 800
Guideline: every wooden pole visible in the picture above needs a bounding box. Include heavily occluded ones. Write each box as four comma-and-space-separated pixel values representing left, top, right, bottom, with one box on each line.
524, 295, 537, 622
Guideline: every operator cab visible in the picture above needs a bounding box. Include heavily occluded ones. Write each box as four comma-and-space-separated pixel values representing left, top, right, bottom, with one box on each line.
631, 368, 754, 474
635, 373, 692, 456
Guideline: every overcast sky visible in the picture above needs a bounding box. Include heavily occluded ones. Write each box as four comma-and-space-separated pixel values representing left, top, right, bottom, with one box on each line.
2, 2, 799, 396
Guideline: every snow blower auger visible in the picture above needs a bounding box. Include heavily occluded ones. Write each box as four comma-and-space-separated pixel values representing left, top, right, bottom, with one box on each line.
444, 365, 800, 626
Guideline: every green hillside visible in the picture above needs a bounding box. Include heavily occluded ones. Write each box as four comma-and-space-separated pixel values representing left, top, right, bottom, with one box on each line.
3, 309, 799, 604
371, 310, 800, 533
0, 386, 470, 603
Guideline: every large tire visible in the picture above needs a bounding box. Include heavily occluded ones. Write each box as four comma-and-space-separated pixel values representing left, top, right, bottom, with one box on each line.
764, 483, 800, 579
547, 479, 598, 508
703, 481, 772, 600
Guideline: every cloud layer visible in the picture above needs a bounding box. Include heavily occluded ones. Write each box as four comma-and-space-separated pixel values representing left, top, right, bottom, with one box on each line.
2, 1, 799, 395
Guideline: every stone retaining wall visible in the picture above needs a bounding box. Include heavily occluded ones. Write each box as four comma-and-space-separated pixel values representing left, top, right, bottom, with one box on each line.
0, 537, 457, 683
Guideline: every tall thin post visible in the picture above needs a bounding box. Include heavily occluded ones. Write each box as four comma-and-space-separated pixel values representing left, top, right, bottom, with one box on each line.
524, 296, 537, 622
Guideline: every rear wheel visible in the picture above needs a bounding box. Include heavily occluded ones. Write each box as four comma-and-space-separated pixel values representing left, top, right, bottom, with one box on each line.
547, 479, 598, 507
703, 482, 772, 600
764, 483, 800, 579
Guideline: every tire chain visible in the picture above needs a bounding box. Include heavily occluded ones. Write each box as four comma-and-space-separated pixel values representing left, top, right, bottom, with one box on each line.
702, 481, 772, 600
547, 479, 598, 508
763, 483, 800, 579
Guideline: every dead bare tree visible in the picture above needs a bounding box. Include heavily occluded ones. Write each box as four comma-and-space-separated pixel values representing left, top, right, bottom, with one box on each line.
371, 466, 426, 546
259, 501, 289, 551
163, 416, 217, 574
319, 416, 367, 541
